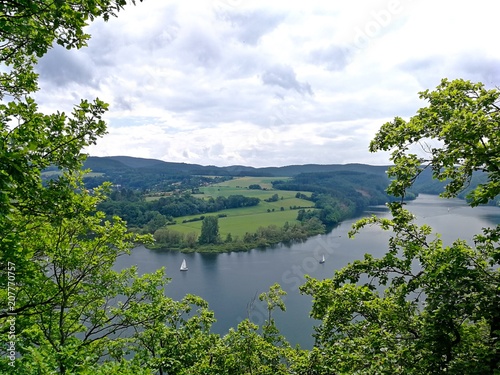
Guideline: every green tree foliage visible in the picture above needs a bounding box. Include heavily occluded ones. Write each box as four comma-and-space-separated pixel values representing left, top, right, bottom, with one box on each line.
264, 193, 280, 202
301, 79, 500, 374
259, 283, 287, 342
199, 216, 220, 245
2, 180, 166, 373
125, 294, 218, 374
0, 2, 220, 374
371, 78, 500, 205
8, 1, 500, 373
186, 285, 292, 375
0, 0, 140, 103
0, 0, 140, 280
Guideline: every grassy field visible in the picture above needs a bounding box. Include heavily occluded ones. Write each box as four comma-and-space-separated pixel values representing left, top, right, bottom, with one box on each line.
169, 177, 314, 238
194, 176, 294, 199
171, 209, 302, 238
212, 176, 281, 189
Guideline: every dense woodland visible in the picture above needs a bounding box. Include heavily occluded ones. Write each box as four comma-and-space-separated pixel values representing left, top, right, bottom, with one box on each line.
273, 170, 408, 223
1, 2, 500, 374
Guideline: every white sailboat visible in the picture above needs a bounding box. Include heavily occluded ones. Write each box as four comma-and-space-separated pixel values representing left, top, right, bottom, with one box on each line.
180, 259, 188, 271
319, 255, 325, 264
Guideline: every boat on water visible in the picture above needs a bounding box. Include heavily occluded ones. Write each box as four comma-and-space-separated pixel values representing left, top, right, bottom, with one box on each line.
319, 255, 325, 264
180, 259, 188, 271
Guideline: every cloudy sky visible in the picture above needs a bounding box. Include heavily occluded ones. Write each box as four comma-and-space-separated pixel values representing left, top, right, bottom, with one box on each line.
35, 0, 500, 167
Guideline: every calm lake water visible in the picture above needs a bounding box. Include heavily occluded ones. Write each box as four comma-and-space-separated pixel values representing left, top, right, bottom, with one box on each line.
114, 194, 500, 349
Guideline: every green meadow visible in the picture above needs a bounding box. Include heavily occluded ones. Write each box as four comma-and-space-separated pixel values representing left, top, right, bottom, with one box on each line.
172, 177, 314, 237
193, 176, 287, 199
212, 176, 279, 189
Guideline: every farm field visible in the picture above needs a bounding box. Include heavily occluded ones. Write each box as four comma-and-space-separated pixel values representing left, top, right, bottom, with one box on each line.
170, 177, 314, 238
211, 176, 281, 189
172, 209, 302, 238
194, 176, 291, 199
209, 177, 309, 201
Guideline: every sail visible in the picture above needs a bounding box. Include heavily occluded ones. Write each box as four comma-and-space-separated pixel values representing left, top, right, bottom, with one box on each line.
180, 259, 188, 271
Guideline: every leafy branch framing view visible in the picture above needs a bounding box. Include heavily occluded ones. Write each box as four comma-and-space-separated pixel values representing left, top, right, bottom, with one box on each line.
0, 1, 499, 374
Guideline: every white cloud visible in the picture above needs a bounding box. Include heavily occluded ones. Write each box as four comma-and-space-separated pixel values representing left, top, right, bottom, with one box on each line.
34, 0, 500, 167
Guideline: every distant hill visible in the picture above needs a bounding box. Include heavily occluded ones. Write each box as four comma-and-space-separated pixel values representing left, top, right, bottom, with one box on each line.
258, 163, 389, 177
109, 156, 174, 169
409, 167, 493, 203
83, 156, 390, 178
81, 156, 496, 205
86, 156, 214, 174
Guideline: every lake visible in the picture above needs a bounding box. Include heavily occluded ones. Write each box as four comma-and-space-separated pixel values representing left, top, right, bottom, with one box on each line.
114, 194, 500, 349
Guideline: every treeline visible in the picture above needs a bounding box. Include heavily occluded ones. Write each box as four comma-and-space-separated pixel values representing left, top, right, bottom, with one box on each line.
83, 170, 231, 191
152, 217, 326, 252
274, 170, 409, 226
97, 191, 260, 231
273, 170, 396, 206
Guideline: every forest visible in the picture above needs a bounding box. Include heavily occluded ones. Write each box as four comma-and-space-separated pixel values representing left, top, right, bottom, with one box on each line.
1, 2, 499, 374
